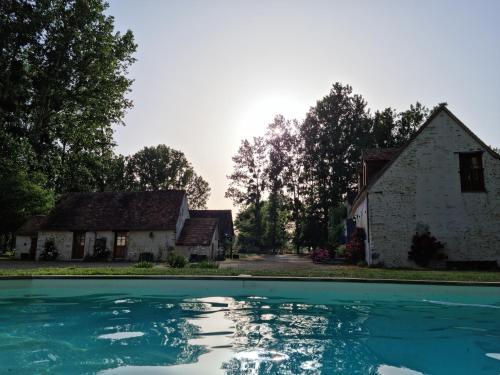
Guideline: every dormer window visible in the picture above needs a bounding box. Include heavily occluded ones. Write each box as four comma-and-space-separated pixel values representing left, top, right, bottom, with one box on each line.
459, 152, 485, 192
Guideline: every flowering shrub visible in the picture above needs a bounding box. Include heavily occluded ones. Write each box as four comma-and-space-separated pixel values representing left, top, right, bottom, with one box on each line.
345, 228, 366, 264
408, 231, 445, 267
311, 248, 330, 263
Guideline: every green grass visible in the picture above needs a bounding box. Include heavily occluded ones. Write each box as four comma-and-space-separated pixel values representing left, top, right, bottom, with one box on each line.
0, 264, 499, 282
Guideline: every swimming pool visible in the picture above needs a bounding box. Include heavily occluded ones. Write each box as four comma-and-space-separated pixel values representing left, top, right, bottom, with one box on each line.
0, 279, 499, 374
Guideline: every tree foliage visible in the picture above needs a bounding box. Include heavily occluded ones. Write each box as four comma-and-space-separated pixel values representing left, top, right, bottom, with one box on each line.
0, 0, 137, 247
1, 0, 137, 194
226, 137, 267, 246
105, 145, 211, 209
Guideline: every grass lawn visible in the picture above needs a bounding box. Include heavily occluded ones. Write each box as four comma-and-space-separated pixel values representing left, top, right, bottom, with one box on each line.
0, 264, 499, 282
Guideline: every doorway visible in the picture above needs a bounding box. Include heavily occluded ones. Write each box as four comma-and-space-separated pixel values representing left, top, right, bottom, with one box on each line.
72, 232, 85, 259
114, 231, 128, 259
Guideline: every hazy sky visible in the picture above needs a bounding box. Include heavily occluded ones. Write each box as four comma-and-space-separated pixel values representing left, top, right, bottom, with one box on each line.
107, 0, 500, 210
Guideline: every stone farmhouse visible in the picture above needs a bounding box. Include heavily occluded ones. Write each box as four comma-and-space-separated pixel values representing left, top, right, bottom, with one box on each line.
15, 190, 233, 262
350, 106, 500, 268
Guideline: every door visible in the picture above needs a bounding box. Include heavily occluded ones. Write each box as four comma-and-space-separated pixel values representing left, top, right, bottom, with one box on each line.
29, 237, 38, 260
72, 232, 85, 259
114, 232, 128, 259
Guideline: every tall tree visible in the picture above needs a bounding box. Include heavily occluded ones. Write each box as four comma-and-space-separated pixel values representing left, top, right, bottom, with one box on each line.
265, 115, 293, 250
226, 137, 267, 247
0, 0, 137, 194
107, 145, 211, 209
300, 83, 372, 246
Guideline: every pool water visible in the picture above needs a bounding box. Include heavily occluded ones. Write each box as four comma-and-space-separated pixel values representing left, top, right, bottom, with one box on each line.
0, 279, 499, 374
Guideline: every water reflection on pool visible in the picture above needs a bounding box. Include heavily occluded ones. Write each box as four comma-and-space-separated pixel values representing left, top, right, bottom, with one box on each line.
0, 279, 499, 374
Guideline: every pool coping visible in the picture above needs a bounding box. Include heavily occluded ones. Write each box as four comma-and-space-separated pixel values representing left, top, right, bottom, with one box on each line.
1, 274, 500, 287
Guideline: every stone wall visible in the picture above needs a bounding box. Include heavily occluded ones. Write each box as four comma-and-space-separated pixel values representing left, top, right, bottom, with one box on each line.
15, 236, 32, 259
367, 110, 500, 267
127, 231, 175, 261
32, 230, 176, 261
37, 231, 74, 260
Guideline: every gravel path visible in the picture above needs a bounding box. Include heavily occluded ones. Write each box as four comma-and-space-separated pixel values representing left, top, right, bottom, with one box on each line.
219, 254, 342, 271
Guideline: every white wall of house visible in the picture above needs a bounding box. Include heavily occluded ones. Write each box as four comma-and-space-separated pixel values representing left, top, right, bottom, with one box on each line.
37, 231, 74, 260
127, 230, 175, 261
175, 196, 190, 241
33, 230, 177, 261
351, 197, 371, 264
15, 236, 32, 259
367, 111, 500, 267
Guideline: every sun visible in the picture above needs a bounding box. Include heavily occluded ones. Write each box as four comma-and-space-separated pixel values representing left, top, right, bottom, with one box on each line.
236, 92, 308, 140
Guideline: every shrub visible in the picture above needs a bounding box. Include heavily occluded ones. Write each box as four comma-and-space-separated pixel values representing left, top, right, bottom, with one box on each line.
167, 252, 187, 268
138, 252, 155, 262
190, 260, 219, 269
134, 261, 153, 268
93, 238, 110, 260
39, 238, 59, 261
408, 231, 445, 267
311, 248, 330, 263
335, 245, 346, 258
345, 228, 366, 264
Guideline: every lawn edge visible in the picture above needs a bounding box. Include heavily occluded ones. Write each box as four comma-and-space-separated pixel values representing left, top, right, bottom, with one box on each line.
1, 274, 500, 287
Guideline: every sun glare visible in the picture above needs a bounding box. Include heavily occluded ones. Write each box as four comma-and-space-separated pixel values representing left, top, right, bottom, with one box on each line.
236, 93, 308, 140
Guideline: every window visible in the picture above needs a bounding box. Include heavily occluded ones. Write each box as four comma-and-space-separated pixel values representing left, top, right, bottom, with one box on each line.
459, 152, 485, 192
115, 232, 128, 246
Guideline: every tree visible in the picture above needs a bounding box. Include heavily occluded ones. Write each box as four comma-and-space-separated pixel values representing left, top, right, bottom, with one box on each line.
0, 169, 54, 251
393, 102, 429, 145
299, 83, 372, 246
226, 137, 267, 247
0, 0, 137, 194
186, 174, 211, 210
107, 145, 211, 209
265, 115, 294, 250
369, 103, 429, 149
235, 200, 290, 251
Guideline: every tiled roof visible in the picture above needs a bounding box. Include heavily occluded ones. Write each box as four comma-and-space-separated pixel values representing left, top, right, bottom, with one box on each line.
16, 215, 47, 236
189, 209, 234, 238
362, 148, 401, 162
176, 218, 218, 246
41, 191, 186, 231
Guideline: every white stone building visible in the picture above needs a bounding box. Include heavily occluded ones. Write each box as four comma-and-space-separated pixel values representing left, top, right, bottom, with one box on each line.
15, 190, 229, 262
350, 106, 500, 268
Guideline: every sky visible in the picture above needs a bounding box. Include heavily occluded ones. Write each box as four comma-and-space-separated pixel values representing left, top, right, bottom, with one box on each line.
107, 0, 500, 210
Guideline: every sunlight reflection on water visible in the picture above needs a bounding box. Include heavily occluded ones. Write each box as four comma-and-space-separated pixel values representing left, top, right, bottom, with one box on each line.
1, 280, 499, 374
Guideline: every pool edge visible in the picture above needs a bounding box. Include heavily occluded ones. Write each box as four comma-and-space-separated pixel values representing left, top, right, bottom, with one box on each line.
1, 274, 499, 287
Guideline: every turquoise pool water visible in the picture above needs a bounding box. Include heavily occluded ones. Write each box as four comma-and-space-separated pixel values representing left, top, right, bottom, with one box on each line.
0, 279, 499, 374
